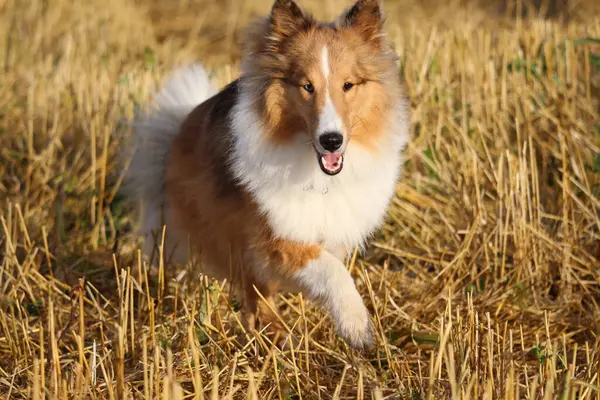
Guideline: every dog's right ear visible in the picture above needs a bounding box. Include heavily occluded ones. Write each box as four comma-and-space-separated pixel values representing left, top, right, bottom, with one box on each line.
269, 0, 314, 41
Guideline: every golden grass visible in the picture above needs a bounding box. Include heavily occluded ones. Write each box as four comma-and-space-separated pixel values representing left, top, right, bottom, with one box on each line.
1, 0, 600, 398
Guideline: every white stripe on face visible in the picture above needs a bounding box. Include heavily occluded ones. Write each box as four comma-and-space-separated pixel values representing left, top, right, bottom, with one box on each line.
316, 46, 345, 151
321, 45, 330, 77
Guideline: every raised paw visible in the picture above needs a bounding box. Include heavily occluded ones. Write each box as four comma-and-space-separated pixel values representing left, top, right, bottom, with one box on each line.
334, 299, 374, 349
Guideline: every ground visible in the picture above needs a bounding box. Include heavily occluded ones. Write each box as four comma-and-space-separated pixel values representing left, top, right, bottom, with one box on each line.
0, 0, 599, 398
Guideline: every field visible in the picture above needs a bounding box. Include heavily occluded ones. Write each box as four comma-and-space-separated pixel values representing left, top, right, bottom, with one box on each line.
1, 0, 600, 398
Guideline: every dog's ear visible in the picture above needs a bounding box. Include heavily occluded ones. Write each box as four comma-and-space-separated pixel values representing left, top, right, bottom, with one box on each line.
269, 0, 314, 41
342, 0, 385, 44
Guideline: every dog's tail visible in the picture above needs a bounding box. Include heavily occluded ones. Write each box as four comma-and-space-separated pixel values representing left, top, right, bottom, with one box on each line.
123, 64, 217, 254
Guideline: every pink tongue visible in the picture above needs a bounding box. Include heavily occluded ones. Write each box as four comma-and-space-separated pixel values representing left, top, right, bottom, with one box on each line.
323, 153, 342, 168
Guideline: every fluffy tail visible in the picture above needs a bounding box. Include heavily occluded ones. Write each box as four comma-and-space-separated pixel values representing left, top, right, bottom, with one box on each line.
124, 64, 217, 251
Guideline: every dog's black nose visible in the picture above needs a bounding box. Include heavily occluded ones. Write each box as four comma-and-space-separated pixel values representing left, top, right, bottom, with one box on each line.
319, 132, 344, 152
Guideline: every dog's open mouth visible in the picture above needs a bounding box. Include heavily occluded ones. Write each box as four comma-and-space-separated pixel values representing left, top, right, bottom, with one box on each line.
317, 152, 344, 176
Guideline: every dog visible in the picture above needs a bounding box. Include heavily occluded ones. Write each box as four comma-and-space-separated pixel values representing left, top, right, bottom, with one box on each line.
125, 0, 409, 349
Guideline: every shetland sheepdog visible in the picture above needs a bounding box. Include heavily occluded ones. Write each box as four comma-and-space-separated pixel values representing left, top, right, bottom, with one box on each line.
125, 0, 409, 349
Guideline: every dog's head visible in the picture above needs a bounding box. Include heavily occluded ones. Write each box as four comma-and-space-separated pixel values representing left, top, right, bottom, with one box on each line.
241, 0, 401, 176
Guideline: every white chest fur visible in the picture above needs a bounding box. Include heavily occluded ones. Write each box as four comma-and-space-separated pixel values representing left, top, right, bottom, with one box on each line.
230, 92, 408, 252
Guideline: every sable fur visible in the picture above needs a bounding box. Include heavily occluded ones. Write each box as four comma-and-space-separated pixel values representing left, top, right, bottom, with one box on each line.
124, 0, 409, 349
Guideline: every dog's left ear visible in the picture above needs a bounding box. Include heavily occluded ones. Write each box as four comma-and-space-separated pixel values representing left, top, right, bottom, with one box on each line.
341, 0, 384, 44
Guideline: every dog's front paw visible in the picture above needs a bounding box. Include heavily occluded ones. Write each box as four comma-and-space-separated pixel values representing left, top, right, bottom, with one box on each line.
334, 301, 374, 350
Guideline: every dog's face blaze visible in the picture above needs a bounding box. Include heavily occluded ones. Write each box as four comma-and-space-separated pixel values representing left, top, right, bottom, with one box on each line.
244, 0, 399, 176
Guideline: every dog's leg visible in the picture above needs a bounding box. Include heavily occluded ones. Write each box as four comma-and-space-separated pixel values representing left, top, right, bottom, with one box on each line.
240, 277, 281, 329
329, 244, 349, 263
240, 277, 297, 350
260, 240, 373, 349
240, 278, 267, 333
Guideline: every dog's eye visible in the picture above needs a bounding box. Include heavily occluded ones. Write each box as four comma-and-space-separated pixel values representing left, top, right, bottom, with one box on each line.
343, 82, 354, 92
302, 83, 314, 94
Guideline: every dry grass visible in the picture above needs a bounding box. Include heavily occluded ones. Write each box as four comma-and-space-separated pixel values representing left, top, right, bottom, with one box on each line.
1, 0, 600, 398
